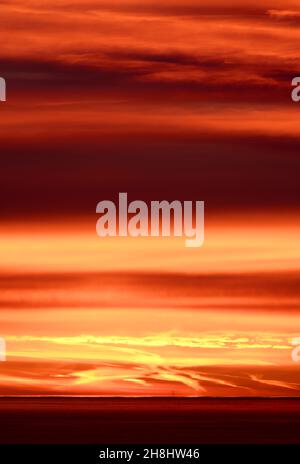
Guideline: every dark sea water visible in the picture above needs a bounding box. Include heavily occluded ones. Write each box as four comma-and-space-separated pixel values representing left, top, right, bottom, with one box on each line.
0, 398, 299, 444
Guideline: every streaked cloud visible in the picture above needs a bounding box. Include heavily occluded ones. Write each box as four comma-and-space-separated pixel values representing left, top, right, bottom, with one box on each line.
0, 0, 300, 398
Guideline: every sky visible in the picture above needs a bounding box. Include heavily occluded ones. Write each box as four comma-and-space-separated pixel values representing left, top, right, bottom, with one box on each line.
0, 0, 300, 396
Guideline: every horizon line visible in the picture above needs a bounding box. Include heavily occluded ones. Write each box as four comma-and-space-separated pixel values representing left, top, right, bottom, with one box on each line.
0, 395, 299, 399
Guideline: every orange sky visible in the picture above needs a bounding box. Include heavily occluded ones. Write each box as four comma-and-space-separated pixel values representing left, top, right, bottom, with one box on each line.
0, 215, 300, 396
0, 0, 300, 396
